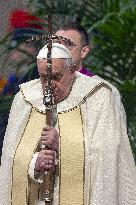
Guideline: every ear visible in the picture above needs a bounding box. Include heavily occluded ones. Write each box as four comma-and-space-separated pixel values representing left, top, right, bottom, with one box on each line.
70, 65, 76, 74
81, 46, 90, 59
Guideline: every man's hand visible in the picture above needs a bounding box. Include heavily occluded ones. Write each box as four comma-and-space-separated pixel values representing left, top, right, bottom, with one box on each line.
35, 126, 59, 172
35, 149, 56, 172
41, 126, 59, 152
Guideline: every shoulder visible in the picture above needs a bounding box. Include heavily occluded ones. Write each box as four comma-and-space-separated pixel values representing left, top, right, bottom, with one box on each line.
19, 78, 40, 91
78, 73, 122, 102
19, 78, 42, 102
9, 79, 41, 110
92, 75, 120, 95
80, 73, 126, 121
75, 72, 124, 108
75, 72, 113, 96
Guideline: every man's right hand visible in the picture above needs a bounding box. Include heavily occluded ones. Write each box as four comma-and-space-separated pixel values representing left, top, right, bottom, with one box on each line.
35, 149, 56, 172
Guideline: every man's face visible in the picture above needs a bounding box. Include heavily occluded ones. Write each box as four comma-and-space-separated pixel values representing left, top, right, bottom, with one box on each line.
55, 29, 83, 69
37, 58, 75, 104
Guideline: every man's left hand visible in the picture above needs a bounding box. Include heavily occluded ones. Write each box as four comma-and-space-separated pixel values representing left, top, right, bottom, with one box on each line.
41, 126, 59, 152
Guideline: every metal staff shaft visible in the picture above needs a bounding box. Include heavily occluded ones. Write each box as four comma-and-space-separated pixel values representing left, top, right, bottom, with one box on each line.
40, 110, 56, 205
29, 15, 74, 204
40, 15, 56, 205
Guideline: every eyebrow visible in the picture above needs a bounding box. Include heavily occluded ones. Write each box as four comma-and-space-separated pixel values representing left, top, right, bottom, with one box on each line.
52, 72, 62, 77
53, 39, 76, 46
40, 72, 62, 77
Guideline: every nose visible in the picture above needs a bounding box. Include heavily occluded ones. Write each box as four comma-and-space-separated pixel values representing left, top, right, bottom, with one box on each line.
51, 80, 56, 89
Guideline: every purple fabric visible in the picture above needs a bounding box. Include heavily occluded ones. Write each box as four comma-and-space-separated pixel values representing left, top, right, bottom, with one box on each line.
79, 67, 94, 77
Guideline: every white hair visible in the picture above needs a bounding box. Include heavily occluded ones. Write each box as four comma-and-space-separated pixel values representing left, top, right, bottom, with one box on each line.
64, 58, 73, 69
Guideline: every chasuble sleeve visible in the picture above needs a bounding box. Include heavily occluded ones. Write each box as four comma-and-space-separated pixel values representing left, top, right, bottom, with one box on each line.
0, 91, 31, 204
89, 87, 136, 205
117, 111, 136, 204
1, 91, 32, 160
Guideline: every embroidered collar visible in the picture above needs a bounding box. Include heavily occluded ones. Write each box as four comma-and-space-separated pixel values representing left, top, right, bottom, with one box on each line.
20, 72, 106, 113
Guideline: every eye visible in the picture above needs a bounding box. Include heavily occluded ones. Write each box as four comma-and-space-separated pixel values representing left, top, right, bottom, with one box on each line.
52, 75, 62, 82
52, 73, 64, 82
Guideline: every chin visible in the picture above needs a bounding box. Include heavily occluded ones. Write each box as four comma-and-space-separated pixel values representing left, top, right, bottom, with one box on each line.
54, 95, 64, 104
54, 95, 60, 104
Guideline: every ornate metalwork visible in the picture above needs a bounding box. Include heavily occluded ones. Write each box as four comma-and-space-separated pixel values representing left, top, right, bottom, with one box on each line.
26, 33, 75, 47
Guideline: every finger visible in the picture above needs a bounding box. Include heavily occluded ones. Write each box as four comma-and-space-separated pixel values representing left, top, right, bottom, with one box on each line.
40, 149, 55, 156
36, 157, 55, 172
41, 130, 51, 136
36, 154, 54, 166
44, 164, 54, 170
42, 126, 52, 131
48, 159, 54, 165
40, 140, 51, 150
44, 159, 55, 169
35, 161, 46, 172
38, 151, 54, 161
36, 163, 53, 172
39, 150, 47, 156
44, 155, 54, 161
41, 135, 48, 141
37, 160, 54, 170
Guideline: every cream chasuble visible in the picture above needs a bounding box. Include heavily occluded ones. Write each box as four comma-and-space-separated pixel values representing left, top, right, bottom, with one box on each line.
0, 72, 136, 205
11, 109, 44, 205
11, 106, 85, 205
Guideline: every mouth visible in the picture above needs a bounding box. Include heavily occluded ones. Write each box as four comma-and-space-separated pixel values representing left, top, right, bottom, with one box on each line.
53, 90, 59, 96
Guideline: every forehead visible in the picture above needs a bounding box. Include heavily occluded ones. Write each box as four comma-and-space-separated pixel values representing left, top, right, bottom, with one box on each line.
37, 59, 66, 73
55, 29, 81, 45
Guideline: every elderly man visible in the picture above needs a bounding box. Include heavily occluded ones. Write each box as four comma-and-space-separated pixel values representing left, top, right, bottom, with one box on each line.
0, 43, 136, 205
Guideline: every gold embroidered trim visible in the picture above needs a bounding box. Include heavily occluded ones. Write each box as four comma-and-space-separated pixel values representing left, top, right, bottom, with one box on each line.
58, 106, 84, 205
11, 108, 45, 205
21, 82, 110, 114
11, 107, 32, 205
80, 106, 85, 204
